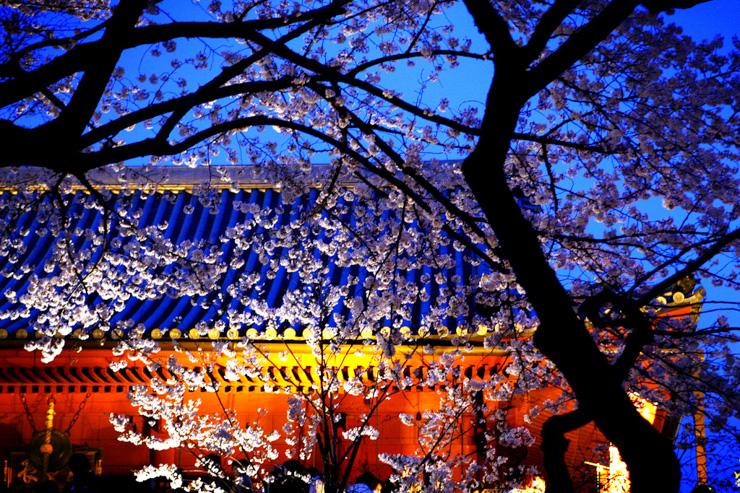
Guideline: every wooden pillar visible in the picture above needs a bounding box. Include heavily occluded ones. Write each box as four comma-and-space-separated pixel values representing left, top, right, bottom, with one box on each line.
693, 391, 708, 485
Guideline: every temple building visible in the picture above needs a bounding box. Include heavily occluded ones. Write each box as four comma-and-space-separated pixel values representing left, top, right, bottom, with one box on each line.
0, 167, 703, 492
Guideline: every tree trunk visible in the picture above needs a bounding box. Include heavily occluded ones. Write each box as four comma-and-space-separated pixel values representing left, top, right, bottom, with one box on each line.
541, 410, 590, 493
461, 73, 681, 493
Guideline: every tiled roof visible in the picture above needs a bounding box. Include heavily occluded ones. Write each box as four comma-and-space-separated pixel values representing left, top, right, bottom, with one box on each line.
0, 179, 498, 342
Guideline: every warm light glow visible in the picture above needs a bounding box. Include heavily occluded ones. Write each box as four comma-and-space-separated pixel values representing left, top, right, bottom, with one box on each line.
630, 393, 657, 424
509, 476, 546, 493
603, 394, 658, 492
607, 445, 630, 493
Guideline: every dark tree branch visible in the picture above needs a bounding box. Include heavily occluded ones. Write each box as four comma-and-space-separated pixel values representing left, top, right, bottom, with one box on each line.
633, 229, 740, 304
512, 132, 618, 154
523, 0, 577, 63
527, 0, 640, 95
641, 0, 711, 14
462, 0, 519, 56
0, 0, 349, 108
239, 30, 482, 136
48, 0, 149, 140
81, 78, 296, 147
4, 17, 109, 64
346, 49, 487, 77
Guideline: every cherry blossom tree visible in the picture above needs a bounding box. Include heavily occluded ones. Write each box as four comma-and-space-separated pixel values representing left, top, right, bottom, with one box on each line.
0, 1, 738, 492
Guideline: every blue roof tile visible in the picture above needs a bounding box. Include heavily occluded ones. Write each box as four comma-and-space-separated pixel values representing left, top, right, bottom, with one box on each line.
0, 183, 512, 342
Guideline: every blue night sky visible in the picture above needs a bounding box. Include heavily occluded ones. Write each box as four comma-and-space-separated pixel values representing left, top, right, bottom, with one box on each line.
670, 0, 739, 41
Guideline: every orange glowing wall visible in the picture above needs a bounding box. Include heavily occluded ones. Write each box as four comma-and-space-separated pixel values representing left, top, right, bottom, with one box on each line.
0, 332, 679, 488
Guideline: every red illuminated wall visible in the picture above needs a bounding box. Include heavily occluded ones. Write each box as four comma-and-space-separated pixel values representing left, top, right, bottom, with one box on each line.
0, 345, 625, 488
